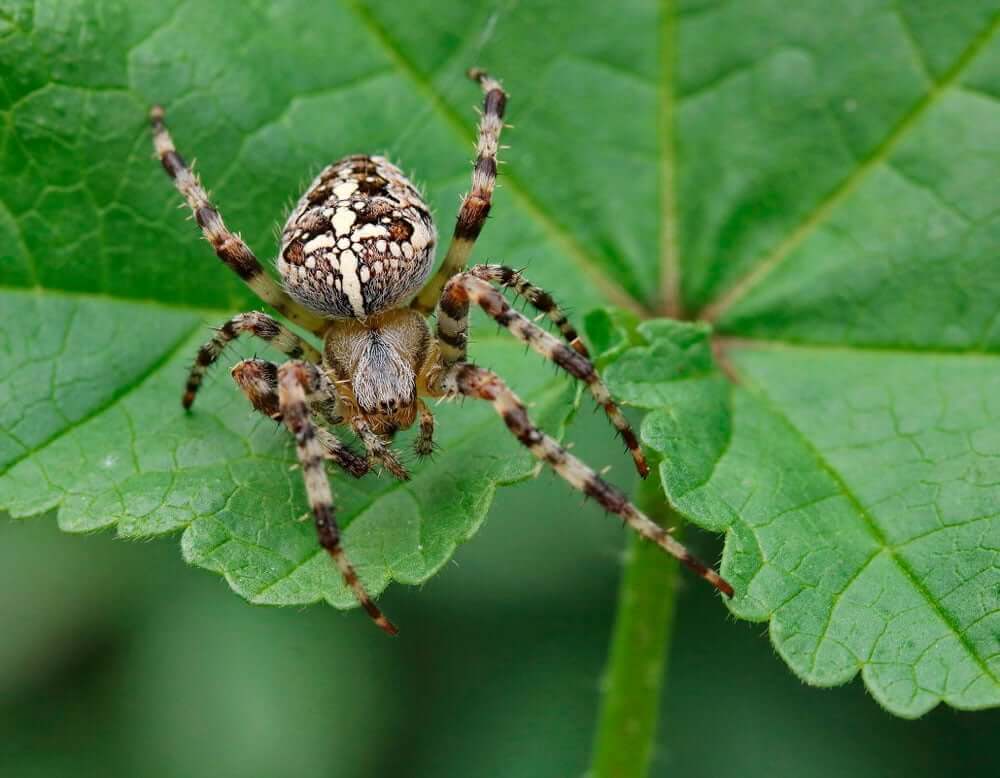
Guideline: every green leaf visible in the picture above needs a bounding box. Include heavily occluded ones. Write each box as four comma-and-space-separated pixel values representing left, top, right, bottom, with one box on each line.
583, 0, 1000, 716
596, 320, 1000, 717
2, 0, 999, 721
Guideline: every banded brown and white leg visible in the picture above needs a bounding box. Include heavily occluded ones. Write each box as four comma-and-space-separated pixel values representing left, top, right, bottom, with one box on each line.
414, 399, 436, 458
230, 359, 368, 478
467, 264, 588, 355
150, 106, 326, 332
230, 357, 281, 416
442, 364, 733, 597
183, 311, 321, 409
352, 416, 410, 481
277, 361, 397, 635
413, 69, 507, 312
436, 273, 649, 478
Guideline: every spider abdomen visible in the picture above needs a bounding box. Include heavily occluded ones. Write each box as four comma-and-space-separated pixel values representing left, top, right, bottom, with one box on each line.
278, 155, 437, 319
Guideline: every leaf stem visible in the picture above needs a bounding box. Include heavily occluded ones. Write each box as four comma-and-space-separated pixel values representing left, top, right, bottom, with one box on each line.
589, 467, 681, 777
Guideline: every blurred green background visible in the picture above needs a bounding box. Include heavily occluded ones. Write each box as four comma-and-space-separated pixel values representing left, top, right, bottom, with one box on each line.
2, 408, 998, 777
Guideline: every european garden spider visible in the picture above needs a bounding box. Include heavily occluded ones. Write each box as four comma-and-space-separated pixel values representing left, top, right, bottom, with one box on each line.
151, 69, 732, 635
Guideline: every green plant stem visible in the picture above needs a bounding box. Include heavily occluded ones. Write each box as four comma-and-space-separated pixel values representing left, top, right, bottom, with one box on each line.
589, 467, 681, 778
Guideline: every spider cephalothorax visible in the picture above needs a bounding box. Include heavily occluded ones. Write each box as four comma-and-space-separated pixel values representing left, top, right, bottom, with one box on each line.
151, 69, 732, 635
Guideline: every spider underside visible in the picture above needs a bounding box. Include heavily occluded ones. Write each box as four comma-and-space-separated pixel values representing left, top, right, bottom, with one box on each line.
151, 68, 733, 635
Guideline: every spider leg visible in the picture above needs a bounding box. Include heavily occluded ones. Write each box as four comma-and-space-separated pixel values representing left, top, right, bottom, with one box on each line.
414, 399, 436, 458
231, 352, 408, 481
230, 358, 368, 478
440, 363, 733, 597
466, 264, 588, 355
436, 273, 649, 478
278, 361, 397, 635
230, 357, 282, 416
150, 106, 326, 333
183, 311, 321, 409
412, 69, 507, 312
352, 416, 410, 481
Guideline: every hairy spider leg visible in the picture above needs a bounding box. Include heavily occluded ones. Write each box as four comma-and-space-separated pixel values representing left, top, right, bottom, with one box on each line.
465, 265, 589, 355
442, 364, 733, 597
230, 359, 369, 478
351, 416, 410, 481
150, 106, 326, 332
184, 311, 321, 409
436, 273, 649, 478
278, 361, 398, 634
413, 69, 507, 312
414, 399, 436, 458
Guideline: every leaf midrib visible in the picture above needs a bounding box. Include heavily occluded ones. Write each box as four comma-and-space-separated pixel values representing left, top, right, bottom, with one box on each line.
657, 0, 681, 318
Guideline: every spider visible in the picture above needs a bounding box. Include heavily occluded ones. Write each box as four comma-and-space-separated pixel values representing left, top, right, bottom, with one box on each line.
150, 68, 733, 635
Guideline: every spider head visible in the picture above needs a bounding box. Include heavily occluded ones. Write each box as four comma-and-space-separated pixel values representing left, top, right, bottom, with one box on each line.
351, 343, 418, 435
324, 310, 433, 435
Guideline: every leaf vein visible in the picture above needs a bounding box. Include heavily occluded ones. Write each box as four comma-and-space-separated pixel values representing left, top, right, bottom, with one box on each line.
0, 319, 202, 479
657, 0, 681, 317
742, 373, 1000, 692
702, 11, 1000, 322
